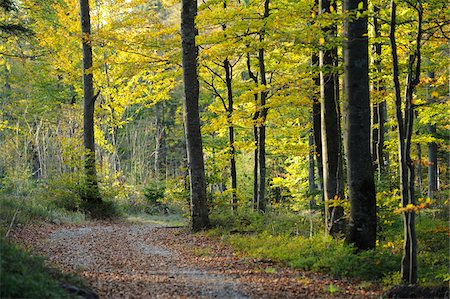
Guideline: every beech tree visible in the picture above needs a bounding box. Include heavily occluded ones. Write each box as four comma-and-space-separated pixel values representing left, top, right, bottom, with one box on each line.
319, 0, 344, 235
389, 0, 423, 284
343, 0, 377, 249
181, 0, 210, 231
79, 0, 101, 203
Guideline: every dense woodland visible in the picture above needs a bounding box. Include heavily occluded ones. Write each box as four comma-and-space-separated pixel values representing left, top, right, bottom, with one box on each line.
0, 0, 449, 296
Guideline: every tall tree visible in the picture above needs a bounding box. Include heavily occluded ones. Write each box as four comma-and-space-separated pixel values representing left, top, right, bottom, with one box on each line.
256, 0, 270, 213
371, 6, 387, 180
247, 52, 260, 211
181, 0, 210, 231
319, 0, 344, 235
389, 0, 423, 283
79, 0, 101, 203
343, 0, 377, 249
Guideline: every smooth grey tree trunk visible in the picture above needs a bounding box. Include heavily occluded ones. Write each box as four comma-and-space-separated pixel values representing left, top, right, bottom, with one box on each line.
181, 0, 210, 231
319, 0, 344, 235
79, 0, 101, 203
343, 0, 377, 250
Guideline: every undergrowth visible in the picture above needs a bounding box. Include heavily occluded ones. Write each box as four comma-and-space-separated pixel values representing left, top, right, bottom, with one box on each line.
209, 208, 449, 286
0, 238, 86, 299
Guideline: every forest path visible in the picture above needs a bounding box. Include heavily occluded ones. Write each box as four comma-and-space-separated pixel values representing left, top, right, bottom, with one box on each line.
11, 220, 382, 298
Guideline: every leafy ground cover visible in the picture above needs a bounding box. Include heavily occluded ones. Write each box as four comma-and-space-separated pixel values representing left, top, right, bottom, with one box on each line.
208, 208, 449, 287
9, 220, 384, 298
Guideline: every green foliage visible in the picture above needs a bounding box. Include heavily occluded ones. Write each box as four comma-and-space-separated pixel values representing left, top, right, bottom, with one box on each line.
0, 194, 85, 229
227, 232, 401, 280
211, 205, 448, 284
143, 181, 166, 206
0, 238, 80, 299
38, 173, 83, 212
210, 208, 323, 236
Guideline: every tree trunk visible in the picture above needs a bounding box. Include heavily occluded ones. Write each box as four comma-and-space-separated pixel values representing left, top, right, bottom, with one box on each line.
155, 102, 167, 180
371, 6, 386, 179
427, 72, 438, 199
308, 132, 316, 194
311, 50, 324, 195
79, 0, 101, 203
416, 143, 422, 194
224, 58, 237, 211
181, 0, 210, 231
343, 0, 377, 249
319, 0, 344, 235
246, 52, 259, 211
255, 0, 270, 213
389, 0, 422, 283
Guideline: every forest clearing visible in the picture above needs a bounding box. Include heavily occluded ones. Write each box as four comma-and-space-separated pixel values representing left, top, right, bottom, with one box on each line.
0, 0, 449, 297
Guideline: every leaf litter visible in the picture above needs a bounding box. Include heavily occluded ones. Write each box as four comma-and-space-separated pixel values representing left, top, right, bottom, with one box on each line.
10, 221, 383, 298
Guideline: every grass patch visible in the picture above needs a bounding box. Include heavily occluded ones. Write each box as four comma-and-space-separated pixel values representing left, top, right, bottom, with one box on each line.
0, 194, 86, 230
210, 209, 448, 286
0, 238, 89, 299
126, 213, 187, 227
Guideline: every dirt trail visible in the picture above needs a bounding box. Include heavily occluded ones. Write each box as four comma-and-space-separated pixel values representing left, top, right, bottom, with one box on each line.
11, 222, 382, 298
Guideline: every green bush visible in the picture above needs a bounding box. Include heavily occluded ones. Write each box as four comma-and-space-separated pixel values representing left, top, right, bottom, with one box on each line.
143, 181, 166, 205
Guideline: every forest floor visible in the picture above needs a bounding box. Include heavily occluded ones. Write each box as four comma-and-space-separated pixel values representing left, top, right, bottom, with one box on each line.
10, 219, 384, 298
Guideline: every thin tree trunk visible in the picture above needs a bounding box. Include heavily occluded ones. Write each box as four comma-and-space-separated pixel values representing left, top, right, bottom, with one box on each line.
343, 0, 377, 249
319, 0, 344, 235
308, 132, 316, 194
246, 52, 259, 210
427, 72, 438, 199
181, 0, 210, 230
416, 143, 422, 194
372, 7, 386, 179
79, 0, 101, 203
155, 102, 167, 180
224, 58, 238, 211
389, 0, 422, 283
311, 48, 324, 196
257, 0, 270, 213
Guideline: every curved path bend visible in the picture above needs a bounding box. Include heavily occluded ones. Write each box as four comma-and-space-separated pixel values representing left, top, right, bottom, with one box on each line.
11, 222, 381, 298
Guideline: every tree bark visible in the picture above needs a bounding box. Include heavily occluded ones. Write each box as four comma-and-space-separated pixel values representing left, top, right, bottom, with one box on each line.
319, 0, 344, 235
224, 58, 237, 211
308, 132, 316, 193
371, 7, 386, 180
389, 0, 422, 283
416, 143, 422, 194
343, 0, 377, 249
258, 47, 268, 213
256, 0, 270, 213
79, 0, 101, 203
311, 48, 324, 195
427, 72, 438, 199
181, 0, 210, 231
246, 52, 259, 211
155, 102, 167, 180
